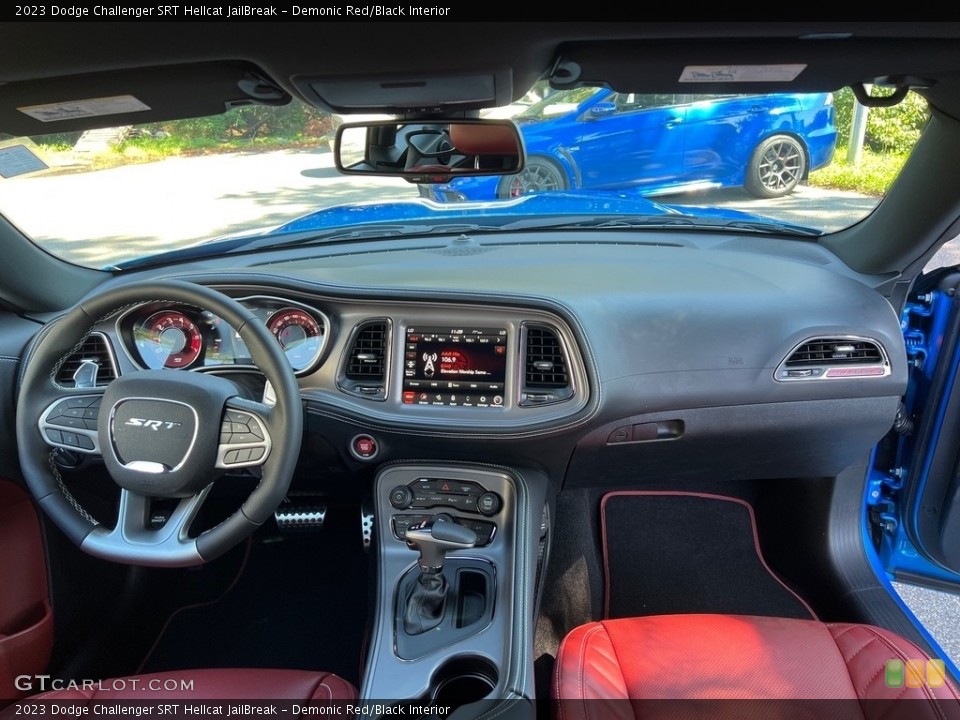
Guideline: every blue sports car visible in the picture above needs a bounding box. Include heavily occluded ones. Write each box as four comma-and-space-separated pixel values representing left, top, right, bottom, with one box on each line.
422, 87, 837, 202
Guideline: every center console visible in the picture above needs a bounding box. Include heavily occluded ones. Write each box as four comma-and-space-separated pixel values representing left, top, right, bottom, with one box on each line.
362, 464, 547, 711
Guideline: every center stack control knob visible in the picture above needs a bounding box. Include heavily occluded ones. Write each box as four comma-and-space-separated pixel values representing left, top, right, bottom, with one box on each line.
389, 485, 414, 510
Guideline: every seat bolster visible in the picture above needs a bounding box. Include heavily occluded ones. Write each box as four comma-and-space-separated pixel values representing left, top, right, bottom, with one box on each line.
553, 622, 634, 720
828, 623, 960, 702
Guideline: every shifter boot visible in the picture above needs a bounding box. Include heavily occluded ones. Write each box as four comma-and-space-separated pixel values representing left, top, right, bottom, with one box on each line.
403, 572, 447, 634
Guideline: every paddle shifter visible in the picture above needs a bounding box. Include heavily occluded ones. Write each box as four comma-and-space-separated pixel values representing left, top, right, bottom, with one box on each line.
402, 513, 477, 634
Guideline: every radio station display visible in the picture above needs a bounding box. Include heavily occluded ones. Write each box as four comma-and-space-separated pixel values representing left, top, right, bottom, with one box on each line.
402, 326, 508, 408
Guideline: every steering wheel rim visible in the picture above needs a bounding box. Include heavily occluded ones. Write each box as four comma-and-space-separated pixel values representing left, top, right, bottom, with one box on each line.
15, 280, 303, 567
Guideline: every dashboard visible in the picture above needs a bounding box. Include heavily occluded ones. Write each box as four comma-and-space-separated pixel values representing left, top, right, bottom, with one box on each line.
16, 230, 912, 486
100, 291, 592, 433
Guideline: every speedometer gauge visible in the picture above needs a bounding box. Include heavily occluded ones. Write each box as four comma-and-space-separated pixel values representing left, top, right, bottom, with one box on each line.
133, 310, 203, 369
267, 308, 324, 371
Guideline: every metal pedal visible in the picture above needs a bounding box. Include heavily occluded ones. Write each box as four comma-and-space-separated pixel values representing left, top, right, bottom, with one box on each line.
361, 499, 375, 551
274, 504, 327, 531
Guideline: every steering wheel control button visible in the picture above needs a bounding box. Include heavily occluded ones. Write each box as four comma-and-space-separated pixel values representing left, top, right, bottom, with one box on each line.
40, 395, 104, 454
477, 491, 502, 517
390, 485, 414, 509
216, 408, 272, 469
350, 434, 379, 461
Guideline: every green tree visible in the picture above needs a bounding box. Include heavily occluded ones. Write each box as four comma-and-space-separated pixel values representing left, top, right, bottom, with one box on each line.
832, 87, 929, 154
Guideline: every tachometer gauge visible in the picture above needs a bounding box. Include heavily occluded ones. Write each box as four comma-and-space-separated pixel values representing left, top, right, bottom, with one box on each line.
134, 310, 203, 369
267, 308, 323, 371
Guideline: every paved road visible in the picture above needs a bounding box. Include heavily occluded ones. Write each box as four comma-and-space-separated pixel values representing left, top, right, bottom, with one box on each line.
0, 148, 881, 267
893, 581, 960, 669
0, 149, 419, 267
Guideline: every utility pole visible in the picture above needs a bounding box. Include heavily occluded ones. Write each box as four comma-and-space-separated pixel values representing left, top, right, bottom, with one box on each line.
847, 87, 869, 166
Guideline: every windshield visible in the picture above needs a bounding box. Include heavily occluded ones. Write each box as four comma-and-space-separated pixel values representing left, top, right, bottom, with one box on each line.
0, 86, 928, 268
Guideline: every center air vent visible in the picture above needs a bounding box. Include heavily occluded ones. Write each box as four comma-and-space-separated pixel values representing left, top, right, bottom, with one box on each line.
520, 324, 573, 405
777, 337, 888, 381
340, 319, 390, 400
55, 333, 117, 387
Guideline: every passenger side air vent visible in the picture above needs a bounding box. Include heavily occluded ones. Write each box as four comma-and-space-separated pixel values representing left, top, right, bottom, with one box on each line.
520, 324, 573, 405
340, 319, 390, 400
55, 333, 117, 387
777, 337, 888, 381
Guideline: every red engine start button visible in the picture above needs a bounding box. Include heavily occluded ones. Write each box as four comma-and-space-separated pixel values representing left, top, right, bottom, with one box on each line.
350, 434, 379, 460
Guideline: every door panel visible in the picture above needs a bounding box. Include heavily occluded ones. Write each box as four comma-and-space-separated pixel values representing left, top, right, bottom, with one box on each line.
578, 93, 686, 190
0, 480, 53, 701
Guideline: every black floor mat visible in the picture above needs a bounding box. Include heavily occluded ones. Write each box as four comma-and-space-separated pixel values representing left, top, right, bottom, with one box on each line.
602, 491, 816, 620
139, 507, 369, 686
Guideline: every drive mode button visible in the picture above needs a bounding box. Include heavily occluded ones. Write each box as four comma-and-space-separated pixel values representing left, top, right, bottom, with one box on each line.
477, 492, 502, 516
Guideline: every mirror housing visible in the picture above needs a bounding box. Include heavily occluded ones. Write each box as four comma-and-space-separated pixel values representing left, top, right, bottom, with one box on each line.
334, 119, 524, 183
587, 102, 617, 119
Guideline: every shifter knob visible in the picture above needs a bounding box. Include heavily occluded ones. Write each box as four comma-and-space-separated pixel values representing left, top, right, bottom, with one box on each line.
405, 513, 477, 574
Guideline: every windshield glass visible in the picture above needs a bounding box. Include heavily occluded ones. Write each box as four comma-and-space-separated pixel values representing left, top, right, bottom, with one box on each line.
0, 86, 928, 268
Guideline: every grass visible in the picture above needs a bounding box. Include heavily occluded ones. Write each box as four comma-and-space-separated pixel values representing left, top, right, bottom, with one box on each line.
808, 149, 910, 196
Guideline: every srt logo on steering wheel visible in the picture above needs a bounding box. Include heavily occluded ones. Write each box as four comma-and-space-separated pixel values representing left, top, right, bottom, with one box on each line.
125, 418, 183, 430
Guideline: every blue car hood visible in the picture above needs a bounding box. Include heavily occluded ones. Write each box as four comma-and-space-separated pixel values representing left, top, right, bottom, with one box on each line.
115, 192, 809, 269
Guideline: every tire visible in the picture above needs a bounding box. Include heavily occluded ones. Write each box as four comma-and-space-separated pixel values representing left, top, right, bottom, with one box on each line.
497, 157, 568, 199
744, 135, 807, 198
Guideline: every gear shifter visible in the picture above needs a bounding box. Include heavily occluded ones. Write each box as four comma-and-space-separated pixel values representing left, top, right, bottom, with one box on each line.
402, 513, 477, 635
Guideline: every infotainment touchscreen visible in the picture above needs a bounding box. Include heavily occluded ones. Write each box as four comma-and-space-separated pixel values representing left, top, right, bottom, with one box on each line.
402, 326, 507, 408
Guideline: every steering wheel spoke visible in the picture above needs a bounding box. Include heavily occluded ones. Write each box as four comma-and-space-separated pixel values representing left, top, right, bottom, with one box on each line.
81, 486, 212, 566
217, 397, 273, 470
39, 392, 105, 454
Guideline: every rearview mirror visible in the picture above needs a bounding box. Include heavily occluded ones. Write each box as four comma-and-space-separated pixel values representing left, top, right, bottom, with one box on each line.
334, 119, 524, 183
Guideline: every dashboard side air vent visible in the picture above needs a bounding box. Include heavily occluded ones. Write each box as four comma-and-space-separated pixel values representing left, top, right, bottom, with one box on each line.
55, 332, 118, 387
520, 324, 574, 406
340, 319, 391, 400
776, 336, 889, 381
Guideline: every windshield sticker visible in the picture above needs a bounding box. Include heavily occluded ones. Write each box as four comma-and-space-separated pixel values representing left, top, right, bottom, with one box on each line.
18, 95, 151, 123
0, 144, 48, 178
679, 65, 806, 83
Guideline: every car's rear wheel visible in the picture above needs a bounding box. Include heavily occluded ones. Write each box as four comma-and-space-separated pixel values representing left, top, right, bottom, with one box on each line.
744, 135, 807, 198
497, 157, 568, 198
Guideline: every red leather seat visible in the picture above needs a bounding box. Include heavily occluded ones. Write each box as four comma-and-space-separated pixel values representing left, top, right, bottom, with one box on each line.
24, 669, 356, 701
554, 615, 960, 711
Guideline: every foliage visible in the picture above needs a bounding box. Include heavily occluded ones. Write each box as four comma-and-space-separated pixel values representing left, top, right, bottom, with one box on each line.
832, 87, 929, 154
138, 101, 334, 142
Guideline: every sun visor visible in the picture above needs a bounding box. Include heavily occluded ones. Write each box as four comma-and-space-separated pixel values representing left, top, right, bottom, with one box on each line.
548, 38, 954, 95
293, 69, 513, 115
0, 62, 290, 136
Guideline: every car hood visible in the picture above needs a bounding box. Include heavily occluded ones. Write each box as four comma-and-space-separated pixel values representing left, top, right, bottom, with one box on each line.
115, 192, 812, 270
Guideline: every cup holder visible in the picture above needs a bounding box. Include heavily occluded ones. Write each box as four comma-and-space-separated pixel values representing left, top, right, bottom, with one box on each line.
431, 656, 499, 707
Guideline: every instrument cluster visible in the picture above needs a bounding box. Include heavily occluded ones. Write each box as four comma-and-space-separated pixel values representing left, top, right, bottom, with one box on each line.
121, 296, 329, 375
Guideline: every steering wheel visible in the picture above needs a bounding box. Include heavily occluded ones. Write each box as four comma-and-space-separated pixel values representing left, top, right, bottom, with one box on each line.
15, 280, 303, 567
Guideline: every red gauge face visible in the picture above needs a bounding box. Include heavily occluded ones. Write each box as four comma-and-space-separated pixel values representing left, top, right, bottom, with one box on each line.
135, 310, 203, 369
267, 308, 323, 371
